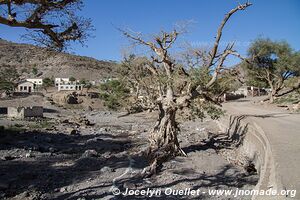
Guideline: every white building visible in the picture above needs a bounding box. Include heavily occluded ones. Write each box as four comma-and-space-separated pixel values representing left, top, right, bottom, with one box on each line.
233, 86, 249, 97
17, 81, 36, 93
58, 83, 83, 91
55, 78, 70, 87
26, 78, 43, 85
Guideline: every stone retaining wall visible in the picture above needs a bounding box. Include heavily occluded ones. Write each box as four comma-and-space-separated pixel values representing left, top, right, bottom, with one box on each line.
7, 106, 43, 119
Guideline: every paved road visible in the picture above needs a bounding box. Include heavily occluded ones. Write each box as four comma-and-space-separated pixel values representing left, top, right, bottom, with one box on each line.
223, 98, 300, 199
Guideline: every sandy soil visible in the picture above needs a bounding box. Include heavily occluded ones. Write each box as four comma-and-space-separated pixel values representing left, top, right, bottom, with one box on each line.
0, 96, 258, 200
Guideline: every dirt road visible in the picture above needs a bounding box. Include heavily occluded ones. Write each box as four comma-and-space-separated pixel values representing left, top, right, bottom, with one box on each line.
223, 98, 300, 198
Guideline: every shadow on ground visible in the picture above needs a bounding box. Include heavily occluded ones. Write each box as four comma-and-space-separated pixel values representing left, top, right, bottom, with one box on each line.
0, 128, 135, 198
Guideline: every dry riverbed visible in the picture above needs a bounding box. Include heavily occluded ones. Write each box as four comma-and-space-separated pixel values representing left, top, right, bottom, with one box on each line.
0, 108, 258, 200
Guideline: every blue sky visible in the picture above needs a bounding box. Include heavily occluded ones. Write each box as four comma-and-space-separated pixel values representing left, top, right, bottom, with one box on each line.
0, 0, 299, 66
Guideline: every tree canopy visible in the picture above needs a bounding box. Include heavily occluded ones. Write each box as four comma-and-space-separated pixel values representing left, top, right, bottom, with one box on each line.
243, 38, 300, 102
120, 2, 252, 176
0, 0, 93, 51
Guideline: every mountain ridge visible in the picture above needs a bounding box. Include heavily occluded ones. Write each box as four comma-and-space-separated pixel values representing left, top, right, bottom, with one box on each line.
0, 39, 119, 81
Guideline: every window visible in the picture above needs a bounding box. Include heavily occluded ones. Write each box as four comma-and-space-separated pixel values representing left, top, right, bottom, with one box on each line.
24, 86, 27, 90
20, 86, 23, 91
60, 86, 64, 89
66, 86, 69, 89
70, 86, 73, 89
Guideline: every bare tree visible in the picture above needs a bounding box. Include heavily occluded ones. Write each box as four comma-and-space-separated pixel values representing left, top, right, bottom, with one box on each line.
120, 2, 252, 176
0, 0, 92, 51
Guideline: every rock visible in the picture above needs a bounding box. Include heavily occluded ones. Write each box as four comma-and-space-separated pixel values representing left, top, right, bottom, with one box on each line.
101, 195, 115, 200
87, 106, 93, 111
65, 94, 79, 104
48, 147, 57, 153
0, 92, 8, 99
77, 116, 94, 126
81, 149, 98, 158
100, 166, 113, 173
25, 152, 34, 158
244, 162, 257, 175
60, 187, 67, 193
99, 127, 109, 132
61, 119, 69, 123
205, 148, 216, 154
68, 128, 78, 135
87, 92, 99, 99
16, 191, 30, 199
123, 182, 136, 189
292, 102, 300, 111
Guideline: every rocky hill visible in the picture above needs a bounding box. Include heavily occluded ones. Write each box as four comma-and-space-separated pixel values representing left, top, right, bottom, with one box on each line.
0, 39, 119, 81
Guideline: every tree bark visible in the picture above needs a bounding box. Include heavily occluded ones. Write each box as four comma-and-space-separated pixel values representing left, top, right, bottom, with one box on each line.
269, 93, 274, 103
142, 102, 186, 176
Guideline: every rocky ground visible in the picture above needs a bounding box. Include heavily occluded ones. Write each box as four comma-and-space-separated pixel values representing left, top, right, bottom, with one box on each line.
0, 96, 259, 200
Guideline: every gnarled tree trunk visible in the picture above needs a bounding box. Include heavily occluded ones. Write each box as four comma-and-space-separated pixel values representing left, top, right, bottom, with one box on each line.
143, 101, 186, 176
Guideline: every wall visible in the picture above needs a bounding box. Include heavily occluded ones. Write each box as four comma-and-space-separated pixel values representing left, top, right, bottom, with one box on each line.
217, 116, 281, 200
55, 78, 70, 86
58, 84, 83, 91
7, 107, 24, 118
7, 106, 43, 119
27, 79, 43, 85
17, 82, 35, 93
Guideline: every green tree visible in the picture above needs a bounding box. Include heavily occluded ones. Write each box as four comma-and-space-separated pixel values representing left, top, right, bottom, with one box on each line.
32, 67, 38, 76
99, 80, 130, 110
0, 65, 19, 93
69, 76, 76, 82
244, 38, 300, 103
79, 78, 87, 85
42, 77, 54, 92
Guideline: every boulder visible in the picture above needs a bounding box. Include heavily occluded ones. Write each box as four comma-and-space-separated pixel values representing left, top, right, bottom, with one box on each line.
100, 166, 113, 173
292, 102, 300, 111
65, 94, 78, 104
123, 182, 136, 189
81, 149, 98, 158
87, 106, 93, 111
68, 128, 78, 135
0, 92, 8, 99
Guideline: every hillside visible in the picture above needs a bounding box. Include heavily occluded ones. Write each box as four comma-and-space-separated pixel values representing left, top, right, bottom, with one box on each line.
0, 39, 119, 81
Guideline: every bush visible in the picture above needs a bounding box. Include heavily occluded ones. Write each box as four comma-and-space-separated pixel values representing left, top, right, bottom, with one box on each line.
99, 80, 130, 110
32, 67, 38, 75
42, 77, 54, 91
69, 76, 76, 82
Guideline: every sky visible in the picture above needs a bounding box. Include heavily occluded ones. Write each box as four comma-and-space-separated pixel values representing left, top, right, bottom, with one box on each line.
0, 0, 300, 66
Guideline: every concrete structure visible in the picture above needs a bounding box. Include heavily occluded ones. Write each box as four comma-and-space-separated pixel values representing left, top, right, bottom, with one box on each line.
26, 78, 43, 86
234, 86, 267, 97
55, 78, 70, 87
222, 99, 300, 199
234, 86, 249, 97
7, 106, 43, 119
16, 81, 36, 93
58, 83, 83, 91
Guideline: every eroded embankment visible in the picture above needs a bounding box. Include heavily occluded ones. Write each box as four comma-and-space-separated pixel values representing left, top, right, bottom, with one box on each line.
217, 115, 293, 200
